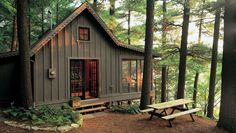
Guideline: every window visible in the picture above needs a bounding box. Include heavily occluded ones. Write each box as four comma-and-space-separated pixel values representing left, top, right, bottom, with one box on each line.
78, 27, 90, 41
122, 59, 143, 93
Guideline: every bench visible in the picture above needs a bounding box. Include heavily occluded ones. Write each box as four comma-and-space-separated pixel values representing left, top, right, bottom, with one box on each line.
140, 108, 154, 113
162, 108, 202, 127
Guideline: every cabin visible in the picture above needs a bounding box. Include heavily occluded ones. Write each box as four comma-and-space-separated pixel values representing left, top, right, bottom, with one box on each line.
0, 3, 158, 107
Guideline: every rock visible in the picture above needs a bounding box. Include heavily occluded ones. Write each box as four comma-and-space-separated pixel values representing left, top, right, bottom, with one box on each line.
57, 125, 73, 132
17, 123, 31, 130
71, 123, 80, 128
31, 126, 40, 131
4, 121, 18, 127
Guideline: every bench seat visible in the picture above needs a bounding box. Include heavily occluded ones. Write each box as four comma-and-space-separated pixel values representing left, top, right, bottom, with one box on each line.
140, 108, 154, 113
162, 108, 202, 120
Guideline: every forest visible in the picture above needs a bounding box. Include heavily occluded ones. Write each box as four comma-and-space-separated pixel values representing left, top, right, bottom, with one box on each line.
0, 0, 224, 118
0, 0, 224, 117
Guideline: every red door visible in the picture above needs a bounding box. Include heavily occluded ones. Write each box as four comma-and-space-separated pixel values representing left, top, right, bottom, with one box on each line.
70, 60, 98, 100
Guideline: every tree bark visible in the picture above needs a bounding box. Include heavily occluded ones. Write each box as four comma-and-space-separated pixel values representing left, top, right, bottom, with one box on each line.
140, 0, 154, 110
127, 1, 131, 45
162, 0, 167, 45
11, 16, 17, 51
93, 0, 98, 12
177, 0, 190, 99
41, 6, 44, 34
207, 4, 221, 119
161, 65, 167, 102
56, 0, 59, 23
198, 0, 205, 44
17, 0, 33, 107
166, 66, 169, 101
109, 0, 115, 15
192, 72, 199, 108
217, 0, 236, 131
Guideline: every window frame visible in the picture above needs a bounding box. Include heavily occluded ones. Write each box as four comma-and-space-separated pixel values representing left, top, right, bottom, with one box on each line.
77, 26, 91, 42
121, 59, 144, 93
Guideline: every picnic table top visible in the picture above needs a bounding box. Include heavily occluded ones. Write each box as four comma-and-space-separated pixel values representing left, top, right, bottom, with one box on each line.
147, 99, 193, 110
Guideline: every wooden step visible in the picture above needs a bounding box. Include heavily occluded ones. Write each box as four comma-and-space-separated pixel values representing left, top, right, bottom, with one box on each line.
162, 108, 202, 120
76, 102, 105, 109
79, 106, 107, 113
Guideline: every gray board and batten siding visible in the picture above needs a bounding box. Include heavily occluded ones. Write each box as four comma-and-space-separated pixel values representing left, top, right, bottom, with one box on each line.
33, 9, 144, 106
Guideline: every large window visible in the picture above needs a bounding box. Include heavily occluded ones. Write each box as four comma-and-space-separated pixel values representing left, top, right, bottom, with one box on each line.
78, 27, 90, 41
122, 59, 143, 93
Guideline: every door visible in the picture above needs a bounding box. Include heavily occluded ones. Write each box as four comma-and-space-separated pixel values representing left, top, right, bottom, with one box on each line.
70, 59, 98, 100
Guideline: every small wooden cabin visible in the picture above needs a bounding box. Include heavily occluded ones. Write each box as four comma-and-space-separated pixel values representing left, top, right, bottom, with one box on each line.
0, 3, 158, 107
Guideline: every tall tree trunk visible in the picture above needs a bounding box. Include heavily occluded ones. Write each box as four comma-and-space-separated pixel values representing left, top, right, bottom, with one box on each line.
192, 72, 199, 108
162, 0, 167, 45
140, 0, 154, 110
109, 0, 115, 15
93, 0, 98, 12
207, 4, 221, 119
217, 0, 236, 131
17, 0, 33, 107
177, 0, 190, 99
166, 66, 169, 101
41, 6, 44, 34
11, 16, 17, 51
161, 65, 167, 102
56, 0, 59, 23
127, 2, 131, 45
198, 0, 205, 44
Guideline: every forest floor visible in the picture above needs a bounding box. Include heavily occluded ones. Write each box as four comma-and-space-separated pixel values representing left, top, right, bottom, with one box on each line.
0, 111, 227, 133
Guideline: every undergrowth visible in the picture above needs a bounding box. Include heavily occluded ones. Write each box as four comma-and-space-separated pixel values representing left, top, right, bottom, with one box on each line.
110, 103, 141, 114
2, 104, 82, 126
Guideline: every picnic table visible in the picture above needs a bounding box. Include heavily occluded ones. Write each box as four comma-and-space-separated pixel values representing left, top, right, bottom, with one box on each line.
146, 99, 201, 127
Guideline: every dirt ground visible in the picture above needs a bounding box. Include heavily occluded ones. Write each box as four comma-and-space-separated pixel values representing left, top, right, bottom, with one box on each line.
0, 111, 227, 133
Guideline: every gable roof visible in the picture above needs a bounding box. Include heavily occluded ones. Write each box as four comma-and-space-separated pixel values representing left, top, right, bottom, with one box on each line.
31, 2, 151, 56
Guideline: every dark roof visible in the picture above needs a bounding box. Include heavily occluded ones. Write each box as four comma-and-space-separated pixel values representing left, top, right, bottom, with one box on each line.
0, 2, 160, 58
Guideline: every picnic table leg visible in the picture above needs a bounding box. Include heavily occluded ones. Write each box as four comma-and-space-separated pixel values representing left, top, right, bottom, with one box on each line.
185, 104, 195, 122
170, 108, 175, 114
149, 109, 156, 120
168, 120, 173, 127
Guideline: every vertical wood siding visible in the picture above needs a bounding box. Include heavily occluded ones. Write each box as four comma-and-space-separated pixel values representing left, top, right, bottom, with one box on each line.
34, 10, 144, 105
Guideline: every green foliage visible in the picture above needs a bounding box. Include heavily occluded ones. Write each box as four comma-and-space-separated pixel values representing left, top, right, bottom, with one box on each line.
110, 103, 140, 114
3, 104, 82, 126
0, 0, 16, 18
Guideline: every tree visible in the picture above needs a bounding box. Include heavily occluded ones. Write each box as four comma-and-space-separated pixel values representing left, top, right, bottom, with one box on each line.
192, 0, 205, 109
160, 0, 167, 103
11, 15, 17, 51
177, 0, 190, 99
17, 0, 33, 107
192, 72, 199, 108
109, 0, 115, 16
207, 0, 221, 119
217, 0, 236, 131
161, 65, 167, 102
0, 0, 17, 52
140, 0, 154, 110
93, 0, 98, 12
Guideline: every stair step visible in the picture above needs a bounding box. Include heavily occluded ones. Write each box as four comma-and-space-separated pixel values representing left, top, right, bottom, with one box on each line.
77, 102, 105, 108
79, 106, 107, 113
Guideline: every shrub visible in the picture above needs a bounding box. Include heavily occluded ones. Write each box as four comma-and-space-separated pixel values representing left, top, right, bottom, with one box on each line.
3, 103, 83, 126
110, 103, 141, 114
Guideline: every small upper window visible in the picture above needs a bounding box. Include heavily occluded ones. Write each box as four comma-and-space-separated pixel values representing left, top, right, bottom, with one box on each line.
78, 27, 90, 41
